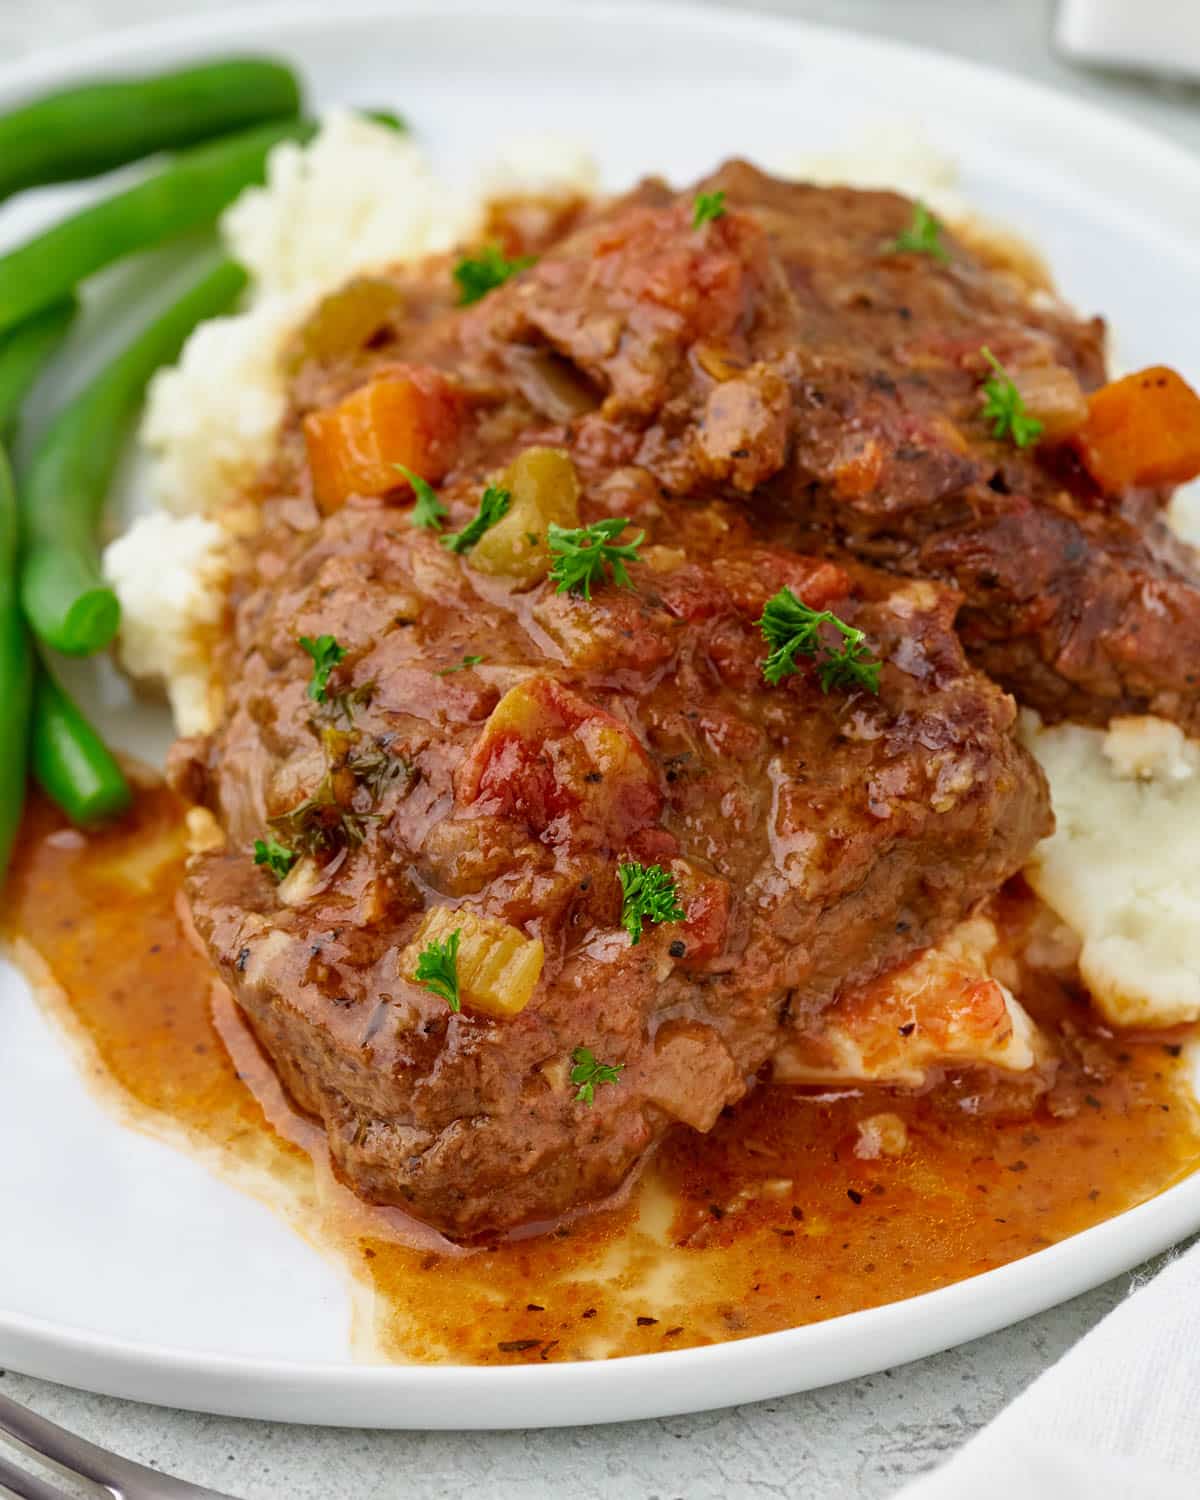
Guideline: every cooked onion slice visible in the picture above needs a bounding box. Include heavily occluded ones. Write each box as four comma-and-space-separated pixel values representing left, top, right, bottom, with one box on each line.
504, 345, 600, 422
1008, 360, 1088, 442
468, 446, 580, 584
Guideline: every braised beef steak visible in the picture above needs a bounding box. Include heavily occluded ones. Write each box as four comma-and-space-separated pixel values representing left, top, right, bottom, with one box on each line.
448, 162, 1200, 732
180, 497, 1049, 1236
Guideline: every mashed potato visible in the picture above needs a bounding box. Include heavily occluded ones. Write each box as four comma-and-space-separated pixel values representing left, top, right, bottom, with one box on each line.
780, 125, 965, 218
134, 291, 307, 522
784, 126, 1053, 292
1022, 713, 1200, 1027
102, 512, 231, 734
223, 110, 480, 299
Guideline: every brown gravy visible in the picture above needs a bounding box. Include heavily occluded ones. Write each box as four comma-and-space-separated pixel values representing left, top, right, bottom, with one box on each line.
5, 782, 1199, 1364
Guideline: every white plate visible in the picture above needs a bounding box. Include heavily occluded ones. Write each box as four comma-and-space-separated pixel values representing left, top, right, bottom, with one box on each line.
3, 0, 1200, 1431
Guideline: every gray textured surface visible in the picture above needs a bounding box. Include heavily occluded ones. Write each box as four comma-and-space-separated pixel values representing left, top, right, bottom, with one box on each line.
0, 3, 1197, 1497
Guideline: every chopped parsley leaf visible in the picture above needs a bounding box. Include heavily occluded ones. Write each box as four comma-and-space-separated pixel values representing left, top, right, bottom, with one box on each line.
414, 927, 462, 1012
397, 465, 448, 531
437, 654, 484, 675
253, 836, 297, 881
692, 190, 726, 229
442, 485, 511, 555
452, 244, 535, 306
979, 347, 1045, 449
758, 587, 881, 694
346, 742, 409, 801
618, 860, 686, 945
884, 201, 949, 264
570, 1046, 624, 1106
547, 517, 644, 599
298, 634, 347, 702
268, 772, 374, 857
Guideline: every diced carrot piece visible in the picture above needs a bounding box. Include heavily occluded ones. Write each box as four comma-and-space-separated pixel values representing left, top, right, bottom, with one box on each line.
1074, 366, 1200, 493
303, 367, 463, 513
667, 858, 730, 963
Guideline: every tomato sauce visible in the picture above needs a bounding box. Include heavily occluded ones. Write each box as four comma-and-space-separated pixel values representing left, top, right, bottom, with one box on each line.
4, 782, 1198, 1364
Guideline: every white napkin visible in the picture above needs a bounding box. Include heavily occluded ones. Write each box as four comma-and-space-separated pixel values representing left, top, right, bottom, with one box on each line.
895, 1236, 1200, 1498
1057, 0, 1200, 82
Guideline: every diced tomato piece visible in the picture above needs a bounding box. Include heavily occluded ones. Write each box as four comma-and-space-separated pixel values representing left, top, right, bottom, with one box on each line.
457, 676, 661, 848
590, 203, 764, 345
774, 918, 1034, 1085
833, 436, 886, 499
626, 827, 681, 866
1074, 366, 1200, 493
654, 563, 732, 623
714, 550, 851, 619
303, 366, 464, 513
669, 859, 730, 963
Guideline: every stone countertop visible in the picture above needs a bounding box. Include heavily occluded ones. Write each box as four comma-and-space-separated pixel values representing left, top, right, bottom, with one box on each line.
1, 2, 1196, 1496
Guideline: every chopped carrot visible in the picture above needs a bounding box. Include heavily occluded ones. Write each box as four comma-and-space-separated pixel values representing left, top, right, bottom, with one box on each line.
303, 367, 463, 513
1074, 366, 1200, 493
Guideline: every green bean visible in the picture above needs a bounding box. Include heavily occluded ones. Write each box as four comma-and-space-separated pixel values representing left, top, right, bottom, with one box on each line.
0, 445, 34, 878
0, 298, 76, 441
364, 109, 408, 134
3, 445, 131, 851
31, 665, 131, 826
0, 117, 312, 336
21, 257, 249, 656
0, 58, 303, 203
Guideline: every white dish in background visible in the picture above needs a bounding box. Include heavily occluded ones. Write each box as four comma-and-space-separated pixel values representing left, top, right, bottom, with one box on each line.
2, 0, 1199, 1430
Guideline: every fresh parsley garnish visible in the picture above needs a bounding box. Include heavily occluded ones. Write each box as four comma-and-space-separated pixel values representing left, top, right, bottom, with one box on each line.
414, 926, 462, 1013
453, 245, 535, 306
397, 465, 448, 531
365, 109, 408, 134
547, 518, 644, 599
618, 861, 686, 945
299, 634, 347, 703
570, 1046, 624, 1107
437, 654, 484, 675
692, 190, 726, 229
268, 772, 374, 857
758, 587, 881, 694
979, 347, 1044, 449
884, 201, 949, 264
442, 485, 512, 555
253, 836, 297, 881
346, 742, 409, 801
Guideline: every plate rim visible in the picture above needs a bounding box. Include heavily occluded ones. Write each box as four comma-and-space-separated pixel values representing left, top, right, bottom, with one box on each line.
3, 1172, 1199, 1427
3, 0, 1200, 1428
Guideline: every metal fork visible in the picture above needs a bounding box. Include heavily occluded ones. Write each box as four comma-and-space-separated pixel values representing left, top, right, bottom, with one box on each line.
0, 1391, 238, 1500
